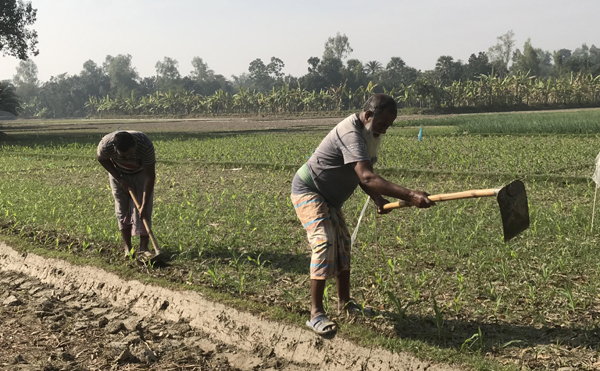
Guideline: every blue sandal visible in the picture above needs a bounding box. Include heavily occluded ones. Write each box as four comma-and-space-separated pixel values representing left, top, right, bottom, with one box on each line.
306, 314, 336, 335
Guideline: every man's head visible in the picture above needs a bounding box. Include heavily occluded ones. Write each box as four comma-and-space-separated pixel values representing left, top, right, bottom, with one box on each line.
362, 93, 397, 137
361, 94, 397, 158
114, 131, 136, 159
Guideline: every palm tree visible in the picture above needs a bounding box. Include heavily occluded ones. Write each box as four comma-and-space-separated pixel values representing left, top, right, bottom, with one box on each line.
0, 81, 21, 116
365, 61, 383, 76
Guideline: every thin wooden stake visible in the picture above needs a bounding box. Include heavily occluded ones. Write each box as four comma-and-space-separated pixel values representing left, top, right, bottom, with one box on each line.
351, 196, 370, 248
592, 186, 598, 230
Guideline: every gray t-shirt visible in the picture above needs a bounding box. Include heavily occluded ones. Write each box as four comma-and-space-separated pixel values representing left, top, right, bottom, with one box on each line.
292, 114, 375, 209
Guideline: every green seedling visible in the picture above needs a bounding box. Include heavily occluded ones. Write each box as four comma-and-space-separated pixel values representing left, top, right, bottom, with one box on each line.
460, 327, 483, 354
432, 298, 444, 340
323, 283, 333, 312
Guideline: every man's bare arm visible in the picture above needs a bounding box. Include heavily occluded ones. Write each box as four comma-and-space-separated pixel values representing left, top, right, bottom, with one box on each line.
97, 157, 120, 179
358, 183, 393, 214
353, 160, 433, 208
98, 156, 132, 190
142, 164, 155, 206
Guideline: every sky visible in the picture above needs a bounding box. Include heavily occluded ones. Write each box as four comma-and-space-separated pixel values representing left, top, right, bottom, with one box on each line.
1, 0, 599, 82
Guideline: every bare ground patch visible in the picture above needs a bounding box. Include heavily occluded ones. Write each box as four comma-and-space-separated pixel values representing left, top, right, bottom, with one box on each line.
0, 117, 344, 137
0, 242, 458, 371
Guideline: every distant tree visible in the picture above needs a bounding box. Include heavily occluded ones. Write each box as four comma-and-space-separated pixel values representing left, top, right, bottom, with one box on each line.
385, 57, 406, 71
317, 56, 344, 88
511, 38, 541, 76
12, 59, 38, 103
302, 35, 352, 90
103, 54, 139, 99
267, 57, 285, 79
37, 73, 87, 118
323, 32, 353, 60
210, 74, 233, 94
488, 30, 516, 75
590, 45, 600, 75
464, 52, 493, 80
0, 80, 21, 115
190, 57, 214, 83
346, 59, 362, 71
79, 60, 110, 97
568, 44, 600, 75
283, 74, 299, 87
186, 57, 232, 95
307, 57, 320, 73
138, 76, 157, 96
387, 57, 406, 71
155, 56, 182, 92
534, 48, 553, 79
343, 59, 367, 90
411, 76, 441, 107
248, 58, 271, 91
365, 60, 382, 76
434, 55, 465, 85
299, 56, 345, 92
552, 49, 572, 77
379, 57, 419, 89
300, 57, 325, 91
246, 56, 285, 91
0, 0, 38, 60
231, 72, 253, 90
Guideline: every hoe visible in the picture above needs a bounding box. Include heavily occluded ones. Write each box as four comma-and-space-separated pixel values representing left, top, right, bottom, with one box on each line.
128, 189, 165, 263
382, 180, 530, 242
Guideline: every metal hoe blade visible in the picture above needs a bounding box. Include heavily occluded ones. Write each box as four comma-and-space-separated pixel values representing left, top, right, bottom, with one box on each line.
496, 180, 530, 241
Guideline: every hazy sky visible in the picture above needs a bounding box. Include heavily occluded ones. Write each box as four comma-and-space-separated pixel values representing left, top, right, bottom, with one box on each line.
1, 0, 599, 82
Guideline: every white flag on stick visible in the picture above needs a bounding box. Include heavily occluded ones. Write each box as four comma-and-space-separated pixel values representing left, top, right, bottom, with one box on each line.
592, 152, 600, 229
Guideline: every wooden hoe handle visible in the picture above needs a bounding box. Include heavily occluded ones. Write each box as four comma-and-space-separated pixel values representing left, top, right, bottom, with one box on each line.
128, 189, 160, 252
383, 188, 499, 210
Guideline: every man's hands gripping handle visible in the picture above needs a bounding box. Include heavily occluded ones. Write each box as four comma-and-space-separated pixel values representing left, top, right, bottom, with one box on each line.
127, 189, 160, 253
383, 189, 497, 211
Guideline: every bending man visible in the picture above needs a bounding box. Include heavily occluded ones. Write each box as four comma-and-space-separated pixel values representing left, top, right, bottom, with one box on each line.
97, 130, 156, 257
291, 94, 434, 336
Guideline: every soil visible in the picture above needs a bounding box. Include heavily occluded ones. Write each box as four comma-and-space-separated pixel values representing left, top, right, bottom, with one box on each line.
0, 269, 304, 371
0, 117, 345, 136
0, 242, 457, 371
0, 114, 441, 138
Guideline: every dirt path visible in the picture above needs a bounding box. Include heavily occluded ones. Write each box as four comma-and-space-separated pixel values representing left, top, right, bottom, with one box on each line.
0, 242, 458, 371
0, 269, 293, 371
0, 114, 445, 136
0, 117, 345, 136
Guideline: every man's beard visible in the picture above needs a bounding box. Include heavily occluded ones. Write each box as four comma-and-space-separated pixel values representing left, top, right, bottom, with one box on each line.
362, 122, 383, 159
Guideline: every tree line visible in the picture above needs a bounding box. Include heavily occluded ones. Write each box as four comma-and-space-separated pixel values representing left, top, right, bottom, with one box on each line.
2, 31, 600, 118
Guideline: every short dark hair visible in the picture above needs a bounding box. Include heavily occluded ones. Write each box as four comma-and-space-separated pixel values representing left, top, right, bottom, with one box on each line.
363, 93, 397, 116
114, 131, 136, 152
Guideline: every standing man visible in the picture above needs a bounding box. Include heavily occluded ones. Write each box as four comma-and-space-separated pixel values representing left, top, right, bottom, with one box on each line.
291, 94, 434, 336
97, 130, 156, 258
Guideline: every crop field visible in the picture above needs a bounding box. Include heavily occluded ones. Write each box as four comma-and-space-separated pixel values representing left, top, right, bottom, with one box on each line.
2, 110, 600, 370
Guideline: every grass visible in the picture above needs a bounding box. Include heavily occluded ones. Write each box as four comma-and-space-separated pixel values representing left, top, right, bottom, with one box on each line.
2, 110, 600, 370
399, 108, 600, 134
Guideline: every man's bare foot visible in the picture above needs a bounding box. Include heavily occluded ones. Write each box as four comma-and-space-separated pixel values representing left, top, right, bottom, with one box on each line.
138, 249, 153, 258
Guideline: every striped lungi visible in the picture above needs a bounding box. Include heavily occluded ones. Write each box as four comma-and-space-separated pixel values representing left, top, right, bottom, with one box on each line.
291, 192, 351, 280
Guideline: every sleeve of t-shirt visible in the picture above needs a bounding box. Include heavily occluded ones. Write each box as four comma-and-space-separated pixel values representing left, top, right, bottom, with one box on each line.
338, 131, 371, 165
142, 141, 156, 166
96, 137, 110, 160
